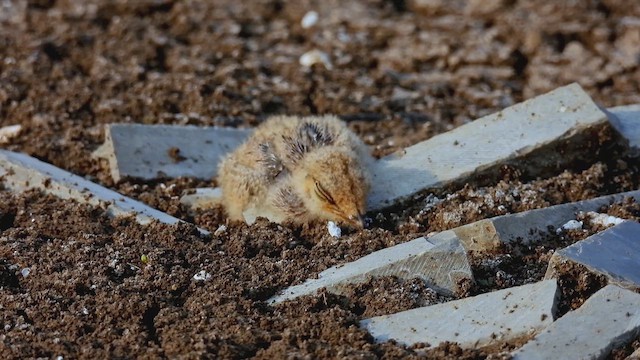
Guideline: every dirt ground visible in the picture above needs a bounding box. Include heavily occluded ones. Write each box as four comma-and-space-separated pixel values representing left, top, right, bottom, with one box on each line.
1, 0, 640, 359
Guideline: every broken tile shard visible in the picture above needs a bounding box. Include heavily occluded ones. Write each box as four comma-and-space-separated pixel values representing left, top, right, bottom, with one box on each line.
545, 221, 640, 290
0, 150, 209, 235
512, 285, 640, 360
361, 280, 558, 349
96, 124, 252, 182
368, 83, 614, 210
451, 189, 640, 252
268, 230, 473, 304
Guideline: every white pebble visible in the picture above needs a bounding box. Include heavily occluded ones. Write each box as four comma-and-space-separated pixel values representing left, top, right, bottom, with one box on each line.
556, 219, 583, 234
559, 106, 567, 112
214, 224, 227, 236
0, 124, 22, 144
327, 221, 342, 238
299, 49, 333, 69
20, 268, 30, 278
193, 270, 211, 282
584, 211, 625, 227
301, 11, 319, 28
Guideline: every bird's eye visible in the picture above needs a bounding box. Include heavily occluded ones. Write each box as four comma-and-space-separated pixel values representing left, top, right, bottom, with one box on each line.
314, 181, 336, 205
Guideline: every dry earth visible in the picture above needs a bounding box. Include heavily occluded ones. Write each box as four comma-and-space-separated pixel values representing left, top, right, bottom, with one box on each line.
1, 0, 640, 358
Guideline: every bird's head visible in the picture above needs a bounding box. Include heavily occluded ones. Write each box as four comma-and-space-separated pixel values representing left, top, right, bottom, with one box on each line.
293, 147, 370, 228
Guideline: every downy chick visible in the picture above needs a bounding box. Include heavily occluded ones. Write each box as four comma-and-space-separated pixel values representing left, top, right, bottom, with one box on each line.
218, 115, 372, 228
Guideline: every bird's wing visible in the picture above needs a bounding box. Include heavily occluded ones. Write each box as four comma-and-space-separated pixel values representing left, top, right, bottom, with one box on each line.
258, 142, 285, 178
282, 121, 335, 163
270, 183, 308, 219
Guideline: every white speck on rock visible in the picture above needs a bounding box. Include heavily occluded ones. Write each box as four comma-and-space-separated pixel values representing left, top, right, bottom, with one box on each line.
327, 221, 341, 238
301, 11, 318, 28
300, 49, 332, 69
193, 270, 211, 281
20, 268, 30, 278
556, 219, 583, 234
559, 106, 567, 112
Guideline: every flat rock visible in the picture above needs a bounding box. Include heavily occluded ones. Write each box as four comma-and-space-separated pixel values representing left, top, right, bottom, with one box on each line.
361, 280, 558, 349
268, 230, 473, 304
451, 189, 640, 252
0, 150, 209, 235
512, 285, 640, 360
95, 124, 252, 182
545, 221, 640, 290
607, 104, 640, 154
368, 83, 614, 211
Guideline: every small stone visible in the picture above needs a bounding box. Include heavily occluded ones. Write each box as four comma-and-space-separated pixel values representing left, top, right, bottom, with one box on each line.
0, 124, 21, 144
193, 270, 211, 282
327, 221, 341, 238
214, 224, 227, 236
301, 11, 318, 28
20, 268, 30, 278
584, 211, 625, 227
299, 49, 333, 69
556, 219, 583, 234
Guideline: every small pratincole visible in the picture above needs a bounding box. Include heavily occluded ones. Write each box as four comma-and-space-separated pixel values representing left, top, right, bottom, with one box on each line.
218, 115, 372, 228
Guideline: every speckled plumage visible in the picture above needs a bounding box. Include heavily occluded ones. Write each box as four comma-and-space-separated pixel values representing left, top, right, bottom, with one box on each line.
218, 115, 372, 227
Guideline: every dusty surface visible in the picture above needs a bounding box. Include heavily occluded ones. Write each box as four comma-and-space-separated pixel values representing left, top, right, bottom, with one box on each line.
1, 0, 640, 358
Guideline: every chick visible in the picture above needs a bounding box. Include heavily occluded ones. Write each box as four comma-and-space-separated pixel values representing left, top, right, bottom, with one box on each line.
218, 115, 372, 228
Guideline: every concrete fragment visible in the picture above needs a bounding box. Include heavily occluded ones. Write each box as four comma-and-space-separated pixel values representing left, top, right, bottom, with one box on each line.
95, 124, 251, 182
545, 221, 640, 290
0, 150, 209, 235
451, 189, 640, 252
512, 285, 640, 360
179, 187, 223, 210
268, 230, 473, 304
368, 83, 614, 211
607, 104, 640, 154
361, 280, 558, 349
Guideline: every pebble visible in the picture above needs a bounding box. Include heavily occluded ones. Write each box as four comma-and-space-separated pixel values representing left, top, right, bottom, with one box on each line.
299, 49, 333, 69
301, 11, 319, 28
327, 221, 341, 238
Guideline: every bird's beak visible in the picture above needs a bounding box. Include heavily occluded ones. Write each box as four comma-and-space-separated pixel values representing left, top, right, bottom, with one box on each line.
347, 214, 366, 229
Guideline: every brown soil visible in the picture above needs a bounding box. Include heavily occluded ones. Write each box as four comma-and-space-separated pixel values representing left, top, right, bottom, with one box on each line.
1, 0, 640, 359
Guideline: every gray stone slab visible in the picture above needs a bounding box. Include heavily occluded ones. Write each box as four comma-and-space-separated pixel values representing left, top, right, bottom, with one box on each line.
452, 189, 640, 252
0, 150, 209, 235
268, 230, 473, 304
607, 104, 640, 154
512, 285, 640, 360
96, 124, 252, 182
361, 280, 558, 349
367, 83, 613, 211
545, 221, 640, 290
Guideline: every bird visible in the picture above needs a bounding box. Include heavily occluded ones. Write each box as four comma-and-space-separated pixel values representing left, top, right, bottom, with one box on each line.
217, 115, 372, 228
